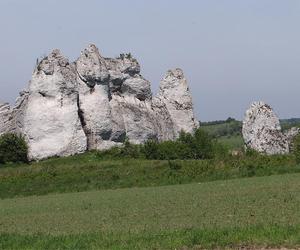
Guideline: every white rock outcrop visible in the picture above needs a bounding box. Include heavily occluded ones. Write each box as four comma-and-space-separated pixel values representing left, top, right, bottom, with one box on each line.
22, 50, 87, 160
0, 44, 198, 160
155, 68, 198, 137
242, 101, 299, 155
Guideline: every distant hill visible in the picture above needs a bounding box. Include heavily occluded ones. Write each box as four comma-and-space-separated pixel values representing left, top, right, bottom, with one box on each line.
201, 117, 300, 137
200, 118, 242, 138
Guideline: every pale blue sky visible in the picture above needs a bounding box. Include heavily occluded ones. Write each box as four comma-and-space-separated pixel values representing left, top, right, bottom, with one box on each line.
0, 0, 299, 121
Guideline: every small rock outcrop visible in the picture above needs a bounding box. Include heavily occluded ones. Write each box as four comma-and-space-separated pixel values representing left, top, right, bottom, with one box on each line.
0, 44, 198, 160
242, 102, 299, 155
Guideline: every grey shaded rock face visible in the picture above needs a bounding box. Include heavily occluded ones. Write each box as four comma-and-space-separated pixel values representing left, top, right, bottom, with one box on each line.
110, 96, 157, 144
242, 102, 299, 155
0, 44, 198, 160
0, 103, 12, 134
105, 54, 152, 101
0, 90, 30, 136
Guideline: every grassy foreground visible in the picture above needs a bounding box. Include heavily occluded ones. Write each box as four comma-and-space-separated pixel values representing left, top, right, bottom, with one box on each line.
1, 173, 300, 249
2, 226, 300, 250
0, 151, 299, 199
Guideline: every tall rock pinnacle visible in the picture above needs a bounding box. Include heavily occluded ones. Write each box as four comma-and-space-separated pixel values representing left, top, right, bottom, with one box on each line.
155, 68, 198, 136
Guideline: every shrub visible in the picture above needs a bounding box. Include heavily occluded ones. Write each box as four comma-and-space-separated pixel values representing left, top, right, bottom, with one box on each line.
0, 133, 28, 164
178, 129, 215, 159
122, 139, 144, 158
156, 141, 191, 160
98, 129, 224, 161
143, 140, 160, 159
168, 160, 182, 171
96, 139, 144, 159
192, 129, 215, 159
212, 141, 229, 159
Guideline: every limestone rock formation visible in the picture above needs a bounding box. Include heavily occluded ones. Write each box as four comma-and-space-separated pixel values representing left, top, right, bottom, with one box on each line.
23, 50, 87, 160
155, 68, 198, 136
105, 53, 156, 145
242, 102, 299, 155
0, 44, 198, 160
76, 44, 112, 150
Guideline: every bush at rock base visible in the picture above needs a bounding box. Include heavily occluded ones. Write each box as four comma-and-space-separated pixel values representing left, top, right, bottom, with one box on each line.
0, 133, 28, 164
97, 128, 226, 160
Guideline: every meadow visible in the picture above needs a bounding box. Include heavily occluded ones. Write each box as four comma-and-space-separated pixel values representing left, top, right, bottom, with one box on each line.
0, 151, 299, 199
2, 173, 300, 249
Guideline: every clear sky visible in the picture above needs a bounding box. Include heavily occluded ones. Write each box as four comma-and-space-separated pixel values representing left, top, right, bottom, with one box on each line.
0, 0, 299, 121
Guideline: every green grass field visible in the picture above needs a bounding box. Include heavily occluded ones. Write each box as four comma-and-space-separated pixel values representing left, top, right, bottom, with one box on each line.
1, 173, 300, 249
0, 152, 299, 199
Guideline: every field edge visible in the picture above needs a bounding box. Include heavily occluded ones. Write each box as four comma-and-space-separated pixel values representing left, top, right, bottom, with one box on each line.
1, 225, 300, 250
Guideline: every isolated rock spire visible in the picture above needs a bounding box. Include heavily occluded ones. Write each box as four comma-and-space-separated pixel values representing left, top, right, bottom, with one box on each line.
155, 68, 198, 136
0, 44, 198, 160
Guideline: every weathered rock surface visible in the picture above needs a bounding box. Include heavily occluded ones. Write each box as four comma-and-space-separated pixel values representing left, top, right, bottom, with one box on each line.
285, 127, 300, 151
155, 68, 198, 136
0, 44, 198, 160
0, 102, 12, 134
23, 50, 87, 160
76, 44, 112, 150
242, 102, 299, 155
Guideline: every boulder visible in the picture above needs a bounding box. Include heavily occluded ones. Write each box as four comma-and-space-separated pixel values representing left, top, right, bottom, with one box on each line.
242, 101, 298, 155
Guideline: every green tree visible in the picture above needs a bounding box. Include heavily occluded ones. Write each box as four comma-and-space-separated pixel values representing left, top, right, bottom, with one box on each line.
192, 129, 214, 159
0, 133, 28, 164
143, 140, 160, 159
